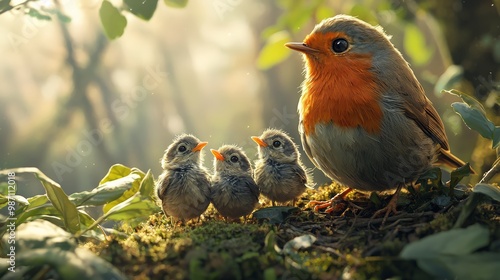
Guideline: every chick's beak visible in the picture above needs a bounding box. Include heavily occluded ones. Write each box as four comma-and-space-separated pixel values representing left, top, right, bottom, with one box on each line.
192, 142, 208, 152
251, 136, 268, 147
285, 42, 320, 54
210, 149, 225, 161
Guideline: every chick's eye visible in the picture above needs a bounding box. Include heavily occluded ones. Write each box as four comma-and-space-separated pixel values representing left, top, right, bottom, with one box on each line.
272, 141, 281, 148
178, 145, 187, 152
230, 156, 239, 163
332, 38, 349, 53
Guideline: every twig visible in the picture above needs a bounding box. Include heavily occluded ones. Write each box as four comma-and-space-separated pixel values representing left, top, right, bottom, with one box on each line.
479, 157, 500, 184
351, 211, 435, 228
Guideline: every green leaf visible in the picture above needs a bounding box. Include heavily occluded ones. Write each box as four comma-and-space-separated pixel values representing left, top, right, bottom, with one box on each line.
252, 206, 298, 224
401, 224, 499, 279
434, 65, 463, 96
102, 167, 145, 213
78, 211, 105, 240
0, 194, 28, 209
404, 23, 433, 66
69, 173, 140, 207
27, 8, 52, 21
473, 183, 500, 202
257, 31, 292, 70
0, 168, 80, 233
401, 224, 489, 257
99, 1, 127, 39
263, 268, 277, 280
32, 170, 80, 233
139, 170, 155, 197
449, 163, 473, 189
452, 102, 496, 140
124, 0, 158, 20
164, 0, 188, 8
104, 193, 160, 221
445, 89, 487, 113
1, 220, 126, 279
417, 167, 443, 191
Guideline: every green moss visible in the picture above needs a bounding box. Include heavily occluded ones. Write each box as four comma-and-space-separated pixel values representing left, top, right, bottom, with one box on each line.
84, 183, 500, 279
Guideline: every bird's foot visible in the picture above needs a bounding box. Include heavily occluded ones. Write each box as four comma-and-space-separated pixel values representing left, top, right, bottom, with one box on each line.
309, 188, 352, 213
371, 185, 402, 226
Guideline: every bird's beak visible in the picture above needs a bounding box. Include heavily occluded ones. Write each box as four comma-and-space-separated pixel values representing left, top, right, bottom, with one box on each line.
251, 136, 268, 147
285, 42, 320, 54
192, 142, 208, 152
210, 149, 225, 161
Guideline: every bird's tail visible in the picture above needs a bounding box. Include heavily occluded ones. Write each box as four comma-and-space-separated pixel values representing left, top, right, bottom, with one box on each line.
438, 148, 476, 174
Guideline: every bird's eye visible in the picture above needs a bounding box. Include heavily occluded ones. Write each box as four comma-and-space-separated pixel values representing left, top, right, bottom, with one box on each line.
332, 38, 349, 53
230, 156, 239, 163
178, 145, 187, 152
272, 140, 281, 148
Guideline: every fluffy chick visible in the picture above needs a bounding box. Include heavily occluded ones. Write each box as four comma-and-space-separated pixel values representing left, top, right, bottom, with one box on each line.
252, 129, 313, 206
210, 145, 260, 221
155, 134, 211, 222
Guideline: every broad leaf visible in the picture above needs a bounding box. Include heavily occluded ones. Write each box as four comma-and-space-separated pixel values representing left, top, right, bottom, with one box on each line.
139, 170, 155, 197
401, 224, 498, 279
104, 193, 160, 221
124, 0, 158, 20
99, 1, 127, 39
452, 102, 496, 140
102, 167, 145, 213
473, 184, 500, 202
402, 224, 489, 257
257, 31, 292, 69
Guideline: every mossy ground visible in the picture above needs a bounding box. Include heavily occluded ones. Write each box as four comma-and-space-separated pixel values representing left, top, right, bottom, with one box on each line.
85, 182, 500, 280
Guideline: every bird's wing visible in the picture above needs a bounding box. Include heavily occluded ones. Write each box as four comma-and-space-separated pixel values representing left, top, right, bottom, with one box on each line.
400, 82, 469, 169
400, 82, 449, 150
155, 172, 172, 199
246, 179, 261, 201
299, 121, 315, 163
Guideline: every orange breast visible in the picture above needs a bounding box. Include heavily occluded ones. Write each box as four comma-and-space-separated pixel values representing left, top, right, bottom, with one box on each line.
300, 53, 383, 135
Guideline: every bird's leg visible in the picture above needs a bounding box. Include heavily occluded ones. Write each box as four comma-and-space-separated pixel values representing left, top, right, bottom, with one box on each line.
309, 188, 353, 213
292, 198, 296, 207
372, 184, 403, 225
272, 201, 276, 207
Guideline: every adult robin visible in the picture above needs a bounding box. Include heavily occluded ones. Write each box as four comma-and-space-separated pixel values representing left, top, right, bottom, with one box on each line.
210, 145, 260, 221
285, 14, 471, 219
156, 134, 211, 223
252, 129, 314, 206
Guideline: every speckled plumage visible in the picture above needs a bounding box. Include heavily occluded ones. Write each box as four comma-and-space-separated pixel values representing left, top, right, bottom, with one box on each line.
155, 134, 211, 221
210, 145, 260, 220
253, 129, 313, 205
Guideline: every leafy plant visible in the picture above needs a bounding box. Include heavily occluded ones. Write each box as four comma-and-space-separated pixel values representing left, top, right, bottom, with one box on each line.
0, 164, 160, 277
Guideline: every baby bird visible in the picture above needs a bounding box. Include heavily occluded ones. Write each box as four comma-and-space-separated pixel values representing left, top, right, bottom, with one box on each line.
155, 134, 211, 223
252, 129, 313, 206
210, 145, 260, 221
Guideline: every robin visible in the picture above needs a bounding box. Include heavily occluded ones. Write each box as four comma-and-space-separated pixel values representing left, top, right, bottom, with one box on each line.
210, 145, 260, 221
155, 134, 211, 223
285, 15, 471, 219
252, 129, 314, 206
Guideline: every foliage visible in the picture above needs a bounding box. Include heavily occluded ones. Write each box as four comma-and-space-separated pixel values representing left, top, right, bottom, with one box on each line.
0, 0, 188, 39
0, 164, 160, 277
446, 89, 500, 149
256, 0, 436, 69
